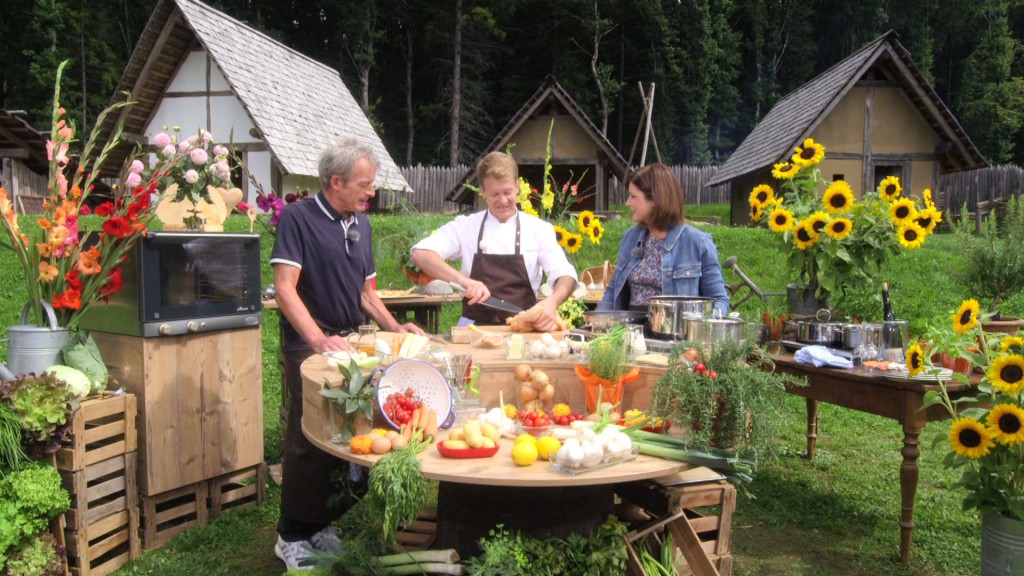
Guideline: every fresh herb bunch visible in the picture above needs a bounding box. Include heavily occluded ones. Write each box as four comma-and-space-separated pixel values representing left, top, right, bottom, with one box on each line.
0, 461, 70, 561
3, 532, 64, 576
556, 298, 587, 329
652, 339, 804, 453
319, 360, 376, 443
0, 404, 26, 474
586, 325, 631, 382
366, 440, 429, 546
0, 373, 76, 460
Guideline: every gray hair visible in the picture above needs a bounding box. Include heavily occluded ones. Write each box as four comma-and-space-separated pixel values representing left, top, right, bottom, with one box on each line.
318, 139, 378, 189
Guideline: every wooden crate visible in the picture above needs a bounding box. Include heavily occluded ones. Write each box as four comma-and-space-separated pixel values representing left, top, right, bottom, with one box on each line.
208, 462, 267, 519
140, 482, 209, 551
395, 507, 438, 551
61, 452, 138, 531
57, 394, 137, 471
616, 468, 736, 576
65, 507, 141, 576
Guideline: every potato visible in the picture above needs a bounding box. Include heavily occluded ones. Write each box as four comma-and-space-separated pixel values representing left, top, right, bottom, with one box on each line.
481, 422, 500, 443
371, 436, 392, 455
448, 427, 464, 442
481, 436, 496, 449
443, 440, 469, 450
385, 430, 399, 440
464, 420, 484, 448
390, 435, 408, 449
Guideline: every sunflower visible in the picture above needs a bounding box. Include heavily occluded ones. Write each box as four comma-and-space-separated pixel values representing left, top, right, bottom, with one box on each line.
988, 354, 1024, 395
772, 161, 799, 180
878, 176, 902, 201
750, 203, 764, 222
749, 184, 775, 208
793, 222, 819, 250
804, 211, 830, 235
949, 418, 995, 459
1001, 336, 1024, 354
792, 138, 826, 169
952, 299, 980, 334
564, 232, 584, 254
889, 198, 917, 226
587, 220, 604, 244
824, 217, 853, 240
822, 181, 854, 214
923, 188, 935, 210
986, 404, 1024, 445
906, 343, 925, 376
553, 224, 569, 247
577, 210, 596, 233
897, 222, 927, 250
768, 206, 795, 233
913, 206, 942, 234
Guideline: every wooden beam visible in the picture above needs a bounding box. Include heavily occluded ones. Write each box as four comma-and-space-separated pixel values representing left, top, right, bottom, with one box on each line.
163, 90, 233, 98
109, 11, 183, 138
0, 148, 30, 159
516, 156, 599, 165
862, 85, 873, 191
0, 124, 46, 164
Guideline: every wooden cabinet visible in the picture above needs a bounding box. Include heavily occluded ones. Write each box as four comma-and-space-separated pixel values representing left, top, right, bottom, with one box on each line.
92, 328, 263, 495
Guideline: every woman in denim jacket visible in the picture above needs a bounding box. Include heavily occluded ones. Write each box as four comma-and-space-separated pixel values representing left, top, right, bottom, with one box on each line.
598, 163, 729, 315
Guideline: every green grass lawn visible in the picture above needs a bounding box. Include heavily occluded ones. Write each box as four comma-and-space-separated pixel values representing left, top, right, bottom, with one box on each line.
1, 207, 1012, 575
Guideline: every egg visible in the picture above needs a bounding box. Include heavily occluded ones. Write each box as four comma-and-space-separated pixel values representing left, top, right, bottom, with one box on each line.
540, 332, 556, 347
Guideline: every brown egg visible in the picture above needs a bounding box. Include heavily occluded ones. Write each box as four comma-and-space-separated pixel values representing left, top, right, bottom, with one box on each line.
514, 364, 533, 381
390, 435, 408, 449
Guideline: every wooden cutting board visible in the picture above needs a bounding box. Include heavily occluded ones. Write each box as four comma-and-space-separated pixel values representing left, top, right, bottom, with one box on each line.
450, 325, 567, 344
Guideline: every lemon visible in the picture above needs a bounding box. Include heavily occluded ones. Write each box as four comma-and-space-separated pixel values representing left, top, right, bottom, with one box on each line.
511, 441, 538, 466
536, 436, 561, 461
514, 433, 537, 446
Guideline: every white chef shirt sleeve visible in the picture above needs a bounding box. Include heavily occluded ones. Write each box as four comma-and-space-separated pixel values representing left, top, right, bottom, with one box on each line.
410, 215, 469, 261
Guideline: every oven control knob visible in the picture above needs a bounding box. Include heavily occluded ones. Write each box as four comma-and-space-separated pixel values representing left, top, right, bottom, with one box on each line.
158, 324, 173, 336
187, 321, 200, 333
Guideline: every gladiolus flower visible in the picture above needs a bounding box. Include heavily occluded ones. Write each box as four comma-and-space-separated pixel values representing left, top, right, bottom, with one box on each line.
78, 247, 103, 275
102, 217, 132, 238
101, 267, 124, 300
36, 243, 52, 258
38, 262, 59, 283
95, 202, 115, 217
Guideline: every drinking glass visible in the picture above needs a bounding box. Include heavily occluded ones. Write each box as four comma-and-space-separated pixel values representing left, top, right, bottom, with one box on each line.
348, 325, 378, 355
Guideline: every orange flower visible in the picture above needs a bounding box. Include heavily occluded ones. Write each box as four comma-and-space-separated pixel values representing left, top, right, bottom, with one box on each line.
48, 226, 69, 247
36, 242, 52, 258
78, 246, 102, 275
38, 261, 59, 283
52, 287, 82, 310
38, 218, 53, 229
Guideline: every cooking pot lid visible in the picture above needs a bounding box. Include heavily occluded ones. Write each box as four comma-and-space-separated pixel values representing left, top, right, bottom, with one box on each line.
583, 310, 647, 321
648, 295, 715, 303
705, 317, 746, 325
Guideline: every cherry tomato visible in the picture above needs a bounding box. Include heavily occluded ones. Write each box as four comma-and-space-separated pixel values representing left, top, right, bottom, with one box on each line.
708, 370, 718, 380
694, 362, 707, 373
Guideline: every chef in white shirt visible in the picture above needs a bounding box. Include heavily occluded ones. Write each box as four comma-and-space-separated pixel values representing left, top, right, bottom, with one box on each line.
411, 151, 578, 331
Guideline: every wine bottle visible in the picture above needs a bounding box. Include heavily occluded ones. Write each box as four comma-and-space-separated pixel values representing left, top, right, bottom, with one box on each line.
882, 282, 896, 322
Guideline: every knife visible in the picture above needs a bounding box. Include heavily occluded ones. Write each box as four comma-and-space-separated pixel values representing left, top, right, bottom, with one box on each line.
448, 282, 524, 314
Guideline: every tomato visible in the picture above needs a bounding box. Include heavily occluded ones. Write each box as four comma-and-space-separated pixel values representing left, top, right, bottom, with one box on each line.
693, 363, 707, 373
518, 410, 528, 421
708, 370, 718, 380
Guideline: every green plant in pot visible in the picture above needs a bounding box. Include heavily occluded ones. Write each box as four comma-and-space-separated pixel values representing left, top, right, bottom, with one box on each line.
650, 339, 804, 453
320, 360, 376, 444
954, 197, 1024, 334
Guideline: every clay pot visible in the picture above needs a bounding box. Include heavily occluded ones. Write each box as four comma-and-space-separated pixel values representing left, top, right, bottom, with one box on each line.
982, 317, 1024, 336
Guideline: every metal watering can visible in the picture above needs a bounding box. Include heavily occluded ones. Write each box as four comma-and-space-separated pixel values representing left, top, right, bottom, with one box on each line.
0, 300, 70, 380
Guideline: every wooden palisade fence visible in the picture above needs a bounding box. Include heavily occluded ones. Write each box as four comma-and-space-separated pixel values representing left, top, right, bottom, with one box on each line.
939, 164, 1024, 217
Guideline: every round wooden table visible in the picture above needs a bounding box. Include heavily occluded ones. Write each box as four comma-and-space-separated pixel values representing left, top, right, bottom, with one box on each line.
299, 342, 686, 556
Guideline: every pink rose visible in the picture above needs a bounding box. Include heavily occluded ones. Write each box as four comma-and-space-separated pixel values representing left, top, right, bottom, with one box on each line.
178, 141, 191, 153
216, 160, 230, 179
153, 132, 171, 148
200, 130, 213, 143
162, 144, 176, 157
185, 169, 199, 184
213, 145, 229, 157
125, 172, 142, 188
190, 148, 208, 165
130, 159, 145, 174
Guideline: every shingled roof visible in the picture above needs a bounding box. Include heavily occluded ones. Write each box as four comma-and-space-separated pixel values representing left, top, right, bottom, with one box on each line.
707, 31, 986, 186
97, 0, 409, 192
446, 76, 628, 204
0, 110, 49, 175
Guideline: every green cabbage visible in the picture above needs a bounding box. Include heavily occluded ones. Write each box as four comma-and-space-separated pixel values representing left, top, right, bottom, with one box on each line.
45, 365, 91, 399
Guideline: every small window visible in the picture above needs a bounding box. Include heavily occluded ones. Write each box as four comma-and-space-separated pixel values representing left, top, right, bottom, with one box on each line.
832, 174, 845, 182
873, 165, 903, 189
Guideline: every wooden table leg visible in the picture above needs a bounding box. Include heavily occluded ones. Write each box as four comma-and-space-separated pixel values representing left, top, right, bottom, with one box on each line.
804, 398, 819, 460
899, 423, 922, 563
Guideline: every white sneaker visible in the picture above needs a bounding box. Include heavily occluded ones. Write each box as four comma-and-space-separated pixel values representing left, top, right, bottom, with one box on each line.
274, 536, 315, 570
310, 525, 342, 554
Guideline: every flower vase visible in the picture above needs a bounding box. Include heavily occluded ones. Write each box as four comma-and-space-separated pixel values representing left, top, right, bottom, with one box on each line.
982, 513, 1024, 575
328, 404, 372, 444
787, 283, 831, 316
575, 364, 641, 414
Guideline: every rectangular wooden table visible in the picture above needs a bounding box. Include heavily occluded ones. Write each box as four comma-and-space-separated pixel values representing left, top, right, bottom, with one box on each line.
771, 352, 974, 563
377, 294, 458, 334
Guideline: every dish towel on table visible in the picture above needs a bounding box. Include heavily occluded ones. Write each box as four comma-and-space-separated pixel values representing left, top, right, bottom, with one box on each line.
794, 346, 854, 369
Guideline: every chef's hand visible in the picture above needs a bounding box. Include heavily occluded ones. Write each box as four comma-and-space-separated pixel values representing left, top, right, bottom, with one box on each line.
315, 333, 352, 354
394, 322, 425, 335
531, 300, 563, 332
460, 279, 491, 305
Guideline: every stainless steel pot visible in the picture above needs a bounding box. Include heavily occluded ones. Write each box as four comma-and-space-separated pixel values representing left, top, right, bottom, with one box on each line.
582, 310, 647, 332
838, 323, 881, 350
647, 296, 715, 339
705, 317, 748, 345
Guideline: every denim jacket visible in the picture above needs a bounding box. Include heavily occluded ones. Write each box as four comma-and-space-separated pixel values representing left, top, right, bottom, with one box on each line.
598, 223, 730, 315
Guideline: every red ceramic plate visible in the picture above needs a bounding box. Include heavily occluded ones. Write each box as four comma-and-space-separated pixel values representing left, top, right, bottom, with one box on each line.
436, 440, 499, 459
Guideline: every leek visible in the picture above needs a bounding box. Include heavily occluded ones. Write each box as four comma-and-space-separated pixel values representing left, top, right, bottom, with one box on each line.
626, 428, 755, 485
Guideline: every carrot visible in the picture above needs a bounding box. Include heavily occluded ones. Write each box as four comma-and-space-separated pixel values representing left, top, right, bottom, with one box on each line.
402, 423, 413, 441
409, 408, 421, 432
424, 408, 438, 439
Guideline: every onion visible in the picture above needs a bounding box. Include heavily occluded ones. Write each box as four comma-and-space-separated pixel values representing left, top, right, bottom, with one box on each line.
513, 364, 532, 381
530, 370, 550, 387
539, 383, 555, 401
519, 382, 537, 402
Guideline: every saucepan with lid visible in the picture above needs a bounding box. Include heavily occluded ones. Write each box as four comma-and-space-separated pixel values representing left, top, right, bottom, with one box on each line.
792, 309, 844, 346
582, 310, 647, 333
647, 296, 716, 340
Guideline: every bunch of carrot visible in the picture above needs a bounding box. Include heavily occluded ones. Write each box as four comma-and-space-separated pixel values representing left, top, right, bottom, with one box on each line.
400, 406, 439, 443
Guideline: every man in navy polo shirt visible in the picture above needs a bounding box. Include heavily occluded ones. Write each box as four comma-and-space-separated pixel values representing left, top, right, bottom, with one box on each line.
269, 139, 424, 570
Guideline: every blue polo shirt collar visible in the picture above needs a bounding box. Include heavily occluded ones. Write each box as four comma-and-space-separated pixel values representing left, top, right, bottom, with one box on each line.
314, 191, 358, 226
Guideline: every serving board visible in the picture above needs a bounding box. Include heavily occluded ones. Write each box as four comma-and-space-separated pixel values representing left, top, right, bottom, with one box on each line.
450, 325, 567, 344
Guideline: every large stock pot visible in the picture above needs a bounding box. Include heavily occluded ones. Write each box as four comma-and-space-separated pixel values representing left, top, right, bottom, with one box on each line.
647, 296, 715, 340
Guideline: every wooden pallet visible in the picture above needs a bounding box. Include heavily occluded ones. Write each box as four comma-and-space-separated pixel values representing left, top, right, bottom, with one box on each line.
61, 452, 138, 531
395, 507, 438, 551
65, 507, 141, 576
140, 482, 209, 551
209, 462, 267, 519
616, 468, 736, 576
57, 394, 137, 471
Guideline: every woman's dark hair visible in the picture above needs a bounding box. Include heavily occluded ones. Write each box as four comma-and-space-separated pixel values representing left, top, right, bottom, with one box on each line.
625, 163, 685, 230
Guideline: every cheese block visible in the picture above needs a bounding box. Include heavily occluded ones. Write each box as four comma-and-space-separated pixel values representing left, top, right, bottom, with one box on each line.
635, 353, 669, 367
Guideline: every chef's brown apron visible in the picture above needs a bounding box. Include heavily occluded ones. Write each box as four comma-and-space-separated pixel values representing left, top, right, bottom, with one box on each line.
462, 212, 537, 325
